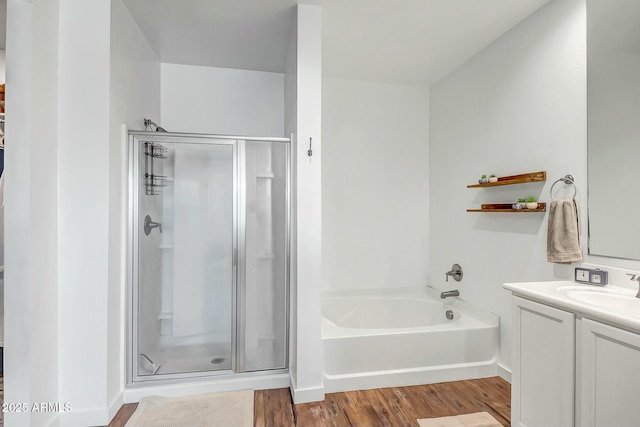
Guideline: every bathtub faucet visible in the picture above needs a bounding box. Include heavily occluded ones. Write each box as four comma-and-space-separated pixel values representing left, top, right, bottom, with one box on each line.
440, 290, 460, 299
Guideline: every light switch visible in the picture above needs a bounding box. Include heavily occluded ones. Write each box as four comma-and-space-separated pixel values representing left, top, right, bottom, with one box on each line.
575, 268, 590, 283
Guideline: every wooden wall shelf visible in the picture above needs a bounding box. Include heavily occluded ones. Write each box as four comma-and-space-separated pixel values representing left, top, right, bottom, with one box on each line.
467, 171, 546, 188
467, 171, 547, 213
467, 203, 546, 213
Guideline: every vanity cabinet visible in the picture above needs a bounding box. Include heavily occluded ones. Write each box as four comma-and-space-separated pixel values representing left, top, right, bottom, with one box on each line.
512, 295, 640, 427
579, 318, 640, 427
512, 296, 575, 427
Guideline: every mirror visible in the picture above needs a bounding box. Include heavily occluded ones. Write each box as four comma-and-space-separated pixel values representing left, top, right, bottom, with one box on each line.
587, 0, 640, 260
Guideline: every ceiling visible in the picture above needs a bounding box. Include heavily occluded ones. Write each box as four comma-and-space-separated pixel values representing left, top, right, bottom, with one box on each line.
322, 0, 550, 85
123, 0, 550, 86
123, 0, 298, 73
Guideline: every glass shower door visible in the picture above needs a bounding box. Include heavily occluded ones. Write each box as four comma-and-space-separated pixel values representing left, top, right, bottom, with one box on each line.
241, 140, 288, 372
134, 138, 235, 379
129, 133, 290, 383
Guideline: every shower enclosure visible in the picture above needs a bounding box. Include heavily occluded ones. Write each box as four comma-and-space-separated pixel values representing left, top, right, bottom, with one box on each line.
127, 131, 289, 384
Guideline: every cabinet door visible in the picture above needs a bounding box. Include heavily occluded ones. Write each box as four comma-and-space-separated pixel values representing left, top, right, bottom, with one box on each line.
512, 296, 575, 427
580, 318, 640, 427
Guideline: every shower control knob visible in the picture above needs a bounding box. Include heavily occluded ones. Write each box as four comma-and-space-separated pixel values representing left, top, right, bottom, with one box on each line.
144, 215, 163, 235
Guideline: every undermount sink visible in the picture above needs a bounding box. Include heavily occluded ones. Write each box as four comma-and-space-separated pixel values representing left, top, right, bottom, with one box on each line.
556, 285, 640, 312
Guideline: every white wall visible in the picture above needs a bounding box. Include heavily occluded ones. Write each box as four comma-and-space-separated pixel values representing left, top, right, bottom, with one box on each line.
429, 0, 587, 375
161, 63, 284, 137
109, 0, 161, 419
289, 3, 324, 404
7, 0, 158, 425
284, 9, 298, 392
29, 0, 62, 425
3, 1, 31, 423
5, 1, 60, 426
0, 49, 5, 83
322, 78, 429, 291
57, 1, 112, 425
4, 0, 118, 425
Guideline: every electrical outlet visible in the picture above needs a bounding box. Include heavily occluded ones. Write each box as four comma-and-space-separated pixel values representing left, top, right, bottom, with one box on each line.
590, 270, 608, 286
575, 267, 608, 286
575, 268, 590, 283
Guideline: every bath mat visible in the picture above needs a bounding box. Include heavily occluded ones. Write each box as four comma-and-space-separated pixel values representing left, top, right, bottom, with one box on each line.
417, 411, 502, 427
124, 389, 253, 427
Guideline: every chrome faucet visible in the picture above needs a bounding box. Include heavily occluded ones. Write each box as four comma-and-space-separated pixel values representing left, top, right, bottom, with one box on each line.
627, 273, 640, 298
445, 263, 463, 282
441, 290, 460, 299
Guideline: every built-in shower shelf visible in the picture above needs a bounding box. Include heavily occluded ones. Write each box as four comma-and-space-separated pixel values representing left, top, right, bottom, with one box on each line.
467, 171, 546, 188
256, 172, 274, 179
258, 253, 275, 260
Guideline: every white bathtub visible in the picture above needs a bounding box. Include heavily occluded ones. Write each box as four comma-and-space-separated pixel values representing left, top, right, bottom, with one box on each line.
322, 287, 499, 393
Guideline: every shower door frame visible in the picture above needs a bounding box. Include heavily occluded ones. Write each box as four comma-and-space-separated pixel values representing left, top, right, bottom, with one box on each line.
126, 131, 291, 386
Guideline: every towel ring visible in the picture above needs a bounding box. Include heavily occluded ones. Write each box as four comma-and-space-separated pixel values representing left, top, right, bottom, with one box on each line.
550, 174, 576, 199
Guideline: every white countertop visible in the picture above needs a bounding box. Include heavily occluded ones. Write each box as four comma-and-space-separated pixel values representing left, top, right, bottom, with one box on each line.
503, 280, 640, 333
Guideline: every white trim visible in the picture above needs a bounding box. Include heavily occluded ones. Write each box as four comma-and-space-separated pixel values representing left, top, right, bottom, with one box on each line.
289, 383, 325, 404
46, 415, 60, 427
323, 362, 497, 394
497, 363, 512, 383
117, 122, 128, 411
59, 407, 111, 427
108, 391, 124, 424
128, 130, 290, 143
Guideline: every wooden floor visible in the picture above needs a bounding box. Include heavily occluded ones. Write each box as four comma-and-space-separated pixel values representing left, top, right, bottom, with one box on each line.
108, 377, 510, 427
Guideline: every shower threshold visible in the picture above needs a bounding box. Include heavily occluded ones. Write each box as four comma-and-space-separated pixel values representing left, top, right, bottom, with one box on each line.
138, 343, 232, 377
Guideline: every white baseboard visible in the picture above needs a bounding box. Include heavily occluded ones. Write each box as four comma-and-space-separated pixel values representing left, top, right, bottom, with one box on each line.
62, 384, 122, 425
59, 407, 110, 427
108, 390, 124, 423
289, 381, 325, 404
497, 363, 511, 383
47, 415, 60, 427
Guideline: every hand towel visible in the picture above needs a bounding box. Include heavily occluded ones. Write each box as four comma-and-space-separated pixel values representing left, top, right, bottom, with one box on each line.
547, 199, 582, 263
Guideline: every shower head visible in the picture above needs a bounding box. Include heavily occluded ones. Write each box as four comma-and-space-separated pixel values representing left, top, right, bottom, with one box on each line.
144, 118, 168, 133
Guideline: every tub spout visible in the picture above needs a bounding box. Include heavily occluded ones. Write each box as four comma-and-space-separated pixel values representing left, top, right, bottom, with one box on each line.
440, 290, 460, 299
